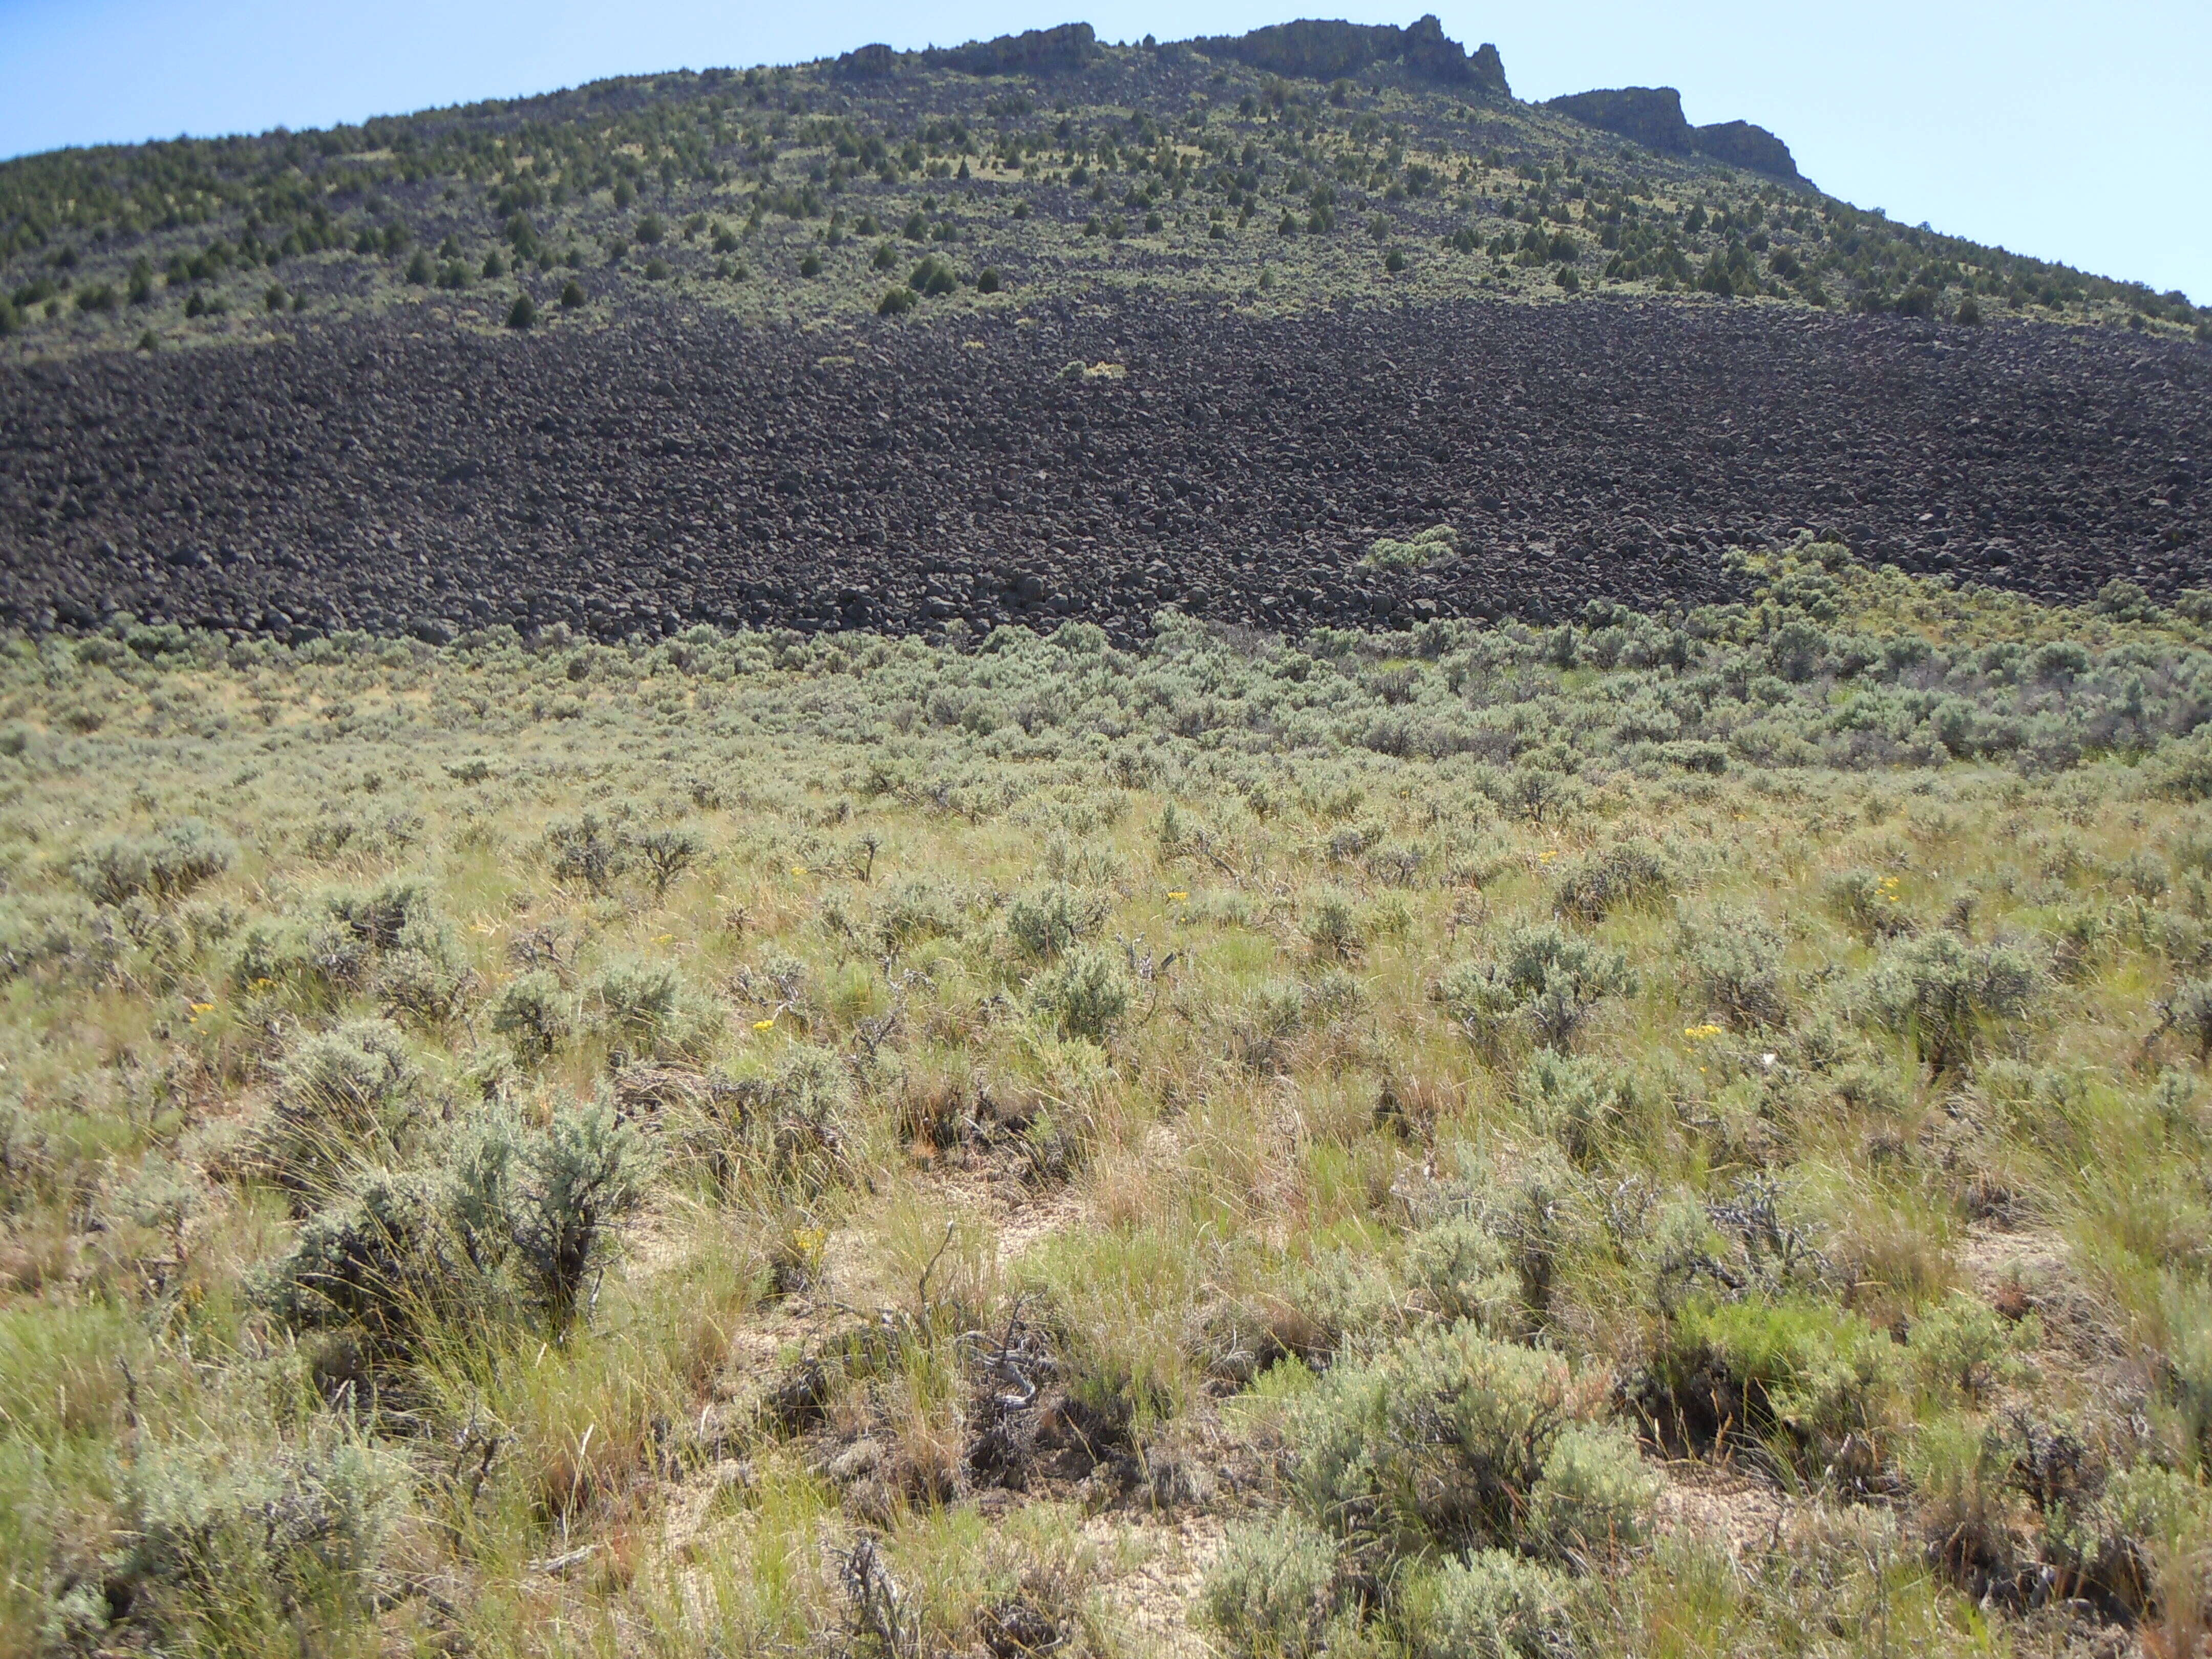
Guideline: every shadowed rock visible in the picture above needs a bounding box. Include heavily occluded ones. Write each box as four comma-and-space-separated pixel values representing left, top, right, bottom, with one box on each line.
1545, 87, 1803, 184
1196, 15, 1509, 95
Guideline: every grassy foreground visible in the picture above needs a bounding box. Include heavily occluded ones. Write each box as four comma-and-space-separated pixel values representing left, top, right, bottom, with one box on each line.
4, 545, 2212, 1656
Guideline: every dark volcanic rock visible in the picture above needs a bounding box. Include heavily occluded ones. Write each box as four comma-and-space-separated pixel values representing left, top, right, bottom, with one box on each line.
2, 296, 2204, 643
1196, 15, 1509, 96
1690, 119, 1800, 182
924, 24, 1100, 78
1545, 87, 1803, 183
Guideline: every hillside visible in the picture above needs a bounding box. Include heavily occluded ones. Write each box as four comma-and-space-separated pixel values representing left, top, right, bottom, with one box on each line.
3, 17, 2209, 648
2, 17, 2204, 354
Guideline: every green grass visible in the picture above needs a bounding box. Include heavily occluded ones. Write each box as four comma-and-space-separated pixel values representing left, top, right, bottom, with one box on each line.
1, 545, 2210, 1652
4, 37, 2205, 361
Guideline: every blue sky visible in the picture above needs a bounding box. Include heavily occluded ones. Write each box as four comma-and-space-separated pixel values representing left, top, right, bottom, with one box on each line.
3, 0, 2205, 302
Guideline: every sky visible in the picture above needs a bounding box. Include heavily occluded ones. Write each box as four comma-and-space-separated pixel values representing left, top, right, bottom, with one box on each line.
2, 0, 2205, 303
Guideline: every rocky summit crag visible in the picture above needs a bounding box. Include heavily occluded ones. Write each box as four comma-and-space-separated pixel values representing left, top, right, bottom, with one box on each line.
1, 15, 2206, 644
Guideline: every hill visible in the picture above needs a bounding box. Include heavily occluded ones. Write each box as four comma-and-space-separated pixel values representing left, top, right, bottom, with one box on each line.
1, 16, 2207, 646
2, 16, 2203, 353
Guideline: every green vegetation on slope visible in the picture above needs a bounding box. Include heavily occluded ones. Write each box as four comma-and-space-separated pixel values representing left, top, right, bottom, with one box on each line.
4, 29, 2206, 356
3, 545, 2212, 1652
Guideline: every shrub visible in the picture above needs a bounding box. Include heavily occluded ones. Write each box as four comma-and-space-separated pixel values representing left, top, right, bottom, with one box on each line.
1199, 1516, 1342, 1659
1398, 1549, 1571, 1659
1645, 1294, 1898, 1467
325, 877, 432, 950
1549, 840, 1669, 922
1292, 1320, 1650, 1559
544, 813, 626, 892
1028, 947, 1131, 1042
490, 969, 572, 1064
799, 252, 822, 278
1304, 889, 1364, 960
870, 877, 962, 953
0, 892, 122, 985
1436, 923, 1634, 1053
2160, 976, 2212, 1061
590, 956, 721, 1061
1681, 903, 1789, 1028
560, 280, 584, 308
506, 293, 535, 329
257, 1167, 463, 1349
258, 1019, 421, 1199
878, 286, 917, 315
228, 911, 369, 1002
977, 267, 1003, 293
116, 1430, 404, 1645
370, 910, 475, 1029
1405, 1215, 1520, 1327
1007, 882, 1099, 960
1516, 1050, 1632, 1161
629, 824, 704, 898
1826, 868, 1916, 942
505, 1096, 642, 1326
1907, 1292, 2036, 1403
2156, 736, 2212, 803
1526, 1423, 1657, 1551
1865, 931, 2041, 1072
909, 256, 958, 296
1363, 524, 1459, 570
687, 1044, 853, 1196
72, 819, 235, 907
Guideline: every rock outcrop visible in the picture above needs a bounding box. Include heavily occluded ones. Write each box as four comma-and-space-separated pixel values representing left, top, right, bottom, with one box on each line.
1196, 15, 1510, 95
924, 24, 1100, 78
1544, 86, 1803, 183
840, 24, 1102, 80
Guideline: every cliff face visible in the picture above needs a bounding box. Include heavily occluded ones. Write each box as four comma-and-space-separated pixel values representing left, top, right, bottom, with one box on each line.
840, 23, 1101, 79
1545, 88, 1696, 155
1689, 119, 1799, 181
1543, 85, 1803, 184
1195, 15, 1511, 96
925, 23, 1101, 76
